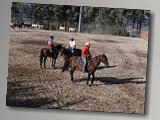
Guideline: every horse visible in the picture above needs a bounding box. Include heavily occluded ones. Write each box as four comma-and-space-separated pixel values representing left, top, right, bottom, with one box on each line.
24, 23, 32, 29
17, 22, 24, 31
59, 26, 65, 31
69, 27, 76, 32
40, 44, 62, 69
60, 47, 82, 72
60, 47, 82, 57
10, 22, 16, 31
66, 54, 109, 86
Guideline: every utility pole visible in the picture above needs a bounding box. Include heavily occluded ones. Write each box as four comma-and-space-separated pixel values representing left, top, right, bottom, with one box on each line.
78, 6, 83, 32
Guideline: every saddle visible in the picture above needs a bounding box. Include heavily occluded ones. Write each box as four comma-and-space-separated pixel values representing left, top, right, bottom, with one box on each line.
75, 56, 92, 69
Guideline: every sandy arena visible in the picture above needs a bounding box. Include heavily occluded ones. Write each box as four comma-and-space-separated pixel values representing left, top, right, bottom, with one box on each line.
7, 29, 148, 114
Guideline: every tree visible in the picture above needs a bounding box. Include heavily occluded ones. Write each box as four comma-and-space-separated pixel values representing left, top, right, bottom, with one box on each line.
11, 2, 25, 21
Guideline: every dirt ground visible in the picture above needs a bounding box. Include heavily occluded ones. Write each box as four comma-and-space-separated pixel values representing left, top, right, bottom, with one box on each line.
6, 28, 148, 114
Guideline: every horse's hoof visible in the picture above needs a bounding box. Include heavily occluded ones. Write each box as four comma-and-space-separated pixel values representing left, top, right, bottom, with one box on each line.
87, 82, 89, 86
53, 67, 55, 69
89, 84, 94, 87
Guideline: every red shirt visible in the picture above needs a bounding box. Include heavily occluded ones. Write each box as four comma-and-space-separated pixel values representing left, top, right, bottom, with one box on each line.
48, 42, 54, 47
82, 47, 90, 57
48, 38, 54, 47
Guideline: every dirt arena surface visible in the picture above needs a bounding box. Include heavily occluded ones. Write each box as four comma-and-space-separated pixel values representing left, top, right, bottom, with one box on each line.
6, 29, 148, 114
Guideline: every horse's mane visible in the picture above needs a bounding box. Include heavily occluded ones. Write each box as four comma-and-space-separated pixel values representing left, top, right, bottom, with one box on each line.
93, 54, 105, 58
55, 44, 62, 48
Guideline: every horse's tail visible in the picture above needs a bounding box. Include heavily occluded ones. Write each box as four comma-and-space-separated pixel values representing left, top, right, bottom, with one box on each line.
40, 49, 44, 69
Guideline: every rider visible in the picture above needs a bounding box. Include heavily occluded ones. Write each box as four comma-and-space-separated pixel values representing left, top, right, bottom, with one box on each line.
69, 37, 76, 56
81, 42, 91, 72
48, 35, 55, 52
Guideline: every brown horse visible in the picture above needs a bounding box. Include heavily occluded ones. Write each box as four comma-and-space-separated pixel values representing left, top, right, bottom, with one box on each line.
40, 44, 62, 69
67, 54, 109, 86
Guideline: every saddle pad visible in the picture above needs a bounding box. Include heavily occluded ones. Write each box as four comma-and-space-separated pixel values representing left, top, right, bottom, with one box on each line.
74, 57, 93, 67
75, 57, 83, 65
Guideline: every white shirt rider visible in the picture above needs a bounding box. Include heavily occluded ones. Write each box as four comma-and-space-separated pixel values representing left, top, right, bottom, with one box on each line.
69, 38, 76, 49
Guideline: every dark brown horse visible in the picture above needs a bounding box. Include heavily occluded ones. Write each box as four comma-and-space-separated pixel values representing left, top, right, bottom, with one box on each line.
67, 54, 109, 86
60, 47, 82, 72
10, 22, 16, 31
40, 44, 62, 69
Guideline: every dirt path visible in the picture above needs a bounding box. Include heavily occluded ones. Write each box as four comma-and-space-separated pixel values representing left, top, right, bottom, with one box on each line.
7, 29, 148, 114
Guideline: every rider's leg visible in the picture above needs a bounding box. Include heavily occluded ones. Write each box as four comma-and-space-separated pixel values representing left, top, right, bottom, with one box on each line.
82, 57, 87, 72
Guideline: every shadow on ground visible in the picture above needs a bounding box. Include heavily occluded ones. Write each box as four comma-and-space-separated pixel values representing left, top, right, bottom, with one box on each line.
74, 76, 145, 85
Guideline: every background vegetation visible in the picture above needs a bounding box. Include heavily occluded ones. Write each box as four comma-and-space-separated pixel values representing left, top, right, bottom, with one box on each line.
11, 2, 150, 37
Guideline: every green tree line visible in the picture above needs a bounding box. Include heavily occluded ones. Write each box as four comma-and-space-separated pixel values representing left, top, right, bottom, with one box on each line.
11, 2, 150, 36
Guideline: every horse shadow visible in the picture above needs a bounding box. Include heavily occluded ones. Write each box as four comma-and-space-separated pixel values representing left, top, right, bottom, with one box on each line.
74, 76, 145, 85
7, 81, 87, 108
45, 66, 63, 70
97, 65, 117, 70
94, 77, 145, 85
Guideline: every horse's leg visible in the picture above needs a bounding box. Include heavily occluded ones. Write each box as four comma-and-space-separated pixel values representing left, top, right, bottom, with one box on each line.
40, 57, 43, 69
70, 69, 75, 83
62, 61, 66, 72
91, 73, 95, 86
44, 57, 47, 69
40, 49, 44, 69
87, 73, 91, 86
52, 58, 56, 68
51, 58, 54, 68
22, 26, 24, 32
13, 27, 15, 32
53, 58, 56, 68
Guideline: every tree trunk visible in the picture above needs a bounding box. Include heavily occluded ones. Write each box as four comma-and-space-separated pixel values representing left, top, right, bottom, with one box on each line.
136, 17, 139, 32
48, 19, 51, 30
67, 17, 70, 32
139, 16, 143, 32
57, 21, 59, 30
132, 17, 135, 29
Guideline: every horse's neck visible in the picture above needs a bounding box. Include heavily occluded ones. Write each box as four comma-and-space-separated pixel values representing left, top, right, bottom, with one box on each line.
64, 49, 70, 56
91, 57, 101, 67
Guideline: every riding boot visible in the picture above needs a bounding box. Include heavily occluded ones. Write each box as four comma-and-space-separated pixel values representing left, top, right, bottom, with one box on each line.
85, 58, 89, 72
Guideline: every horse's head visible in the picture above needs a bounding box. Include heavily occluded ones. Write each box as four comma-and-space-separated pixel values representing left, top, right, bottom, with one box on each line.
60, 47, 72, 57
100, 54, 109, 67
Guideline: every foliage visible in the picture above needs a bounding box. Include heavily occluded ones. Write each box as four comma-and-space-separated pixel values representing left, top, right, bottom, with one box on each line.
11, 2, 150, 36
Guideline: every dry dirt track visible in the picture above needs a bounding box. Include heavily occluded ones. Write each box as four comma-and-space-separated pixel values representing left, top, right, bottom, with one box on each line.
7, 29, 148, 114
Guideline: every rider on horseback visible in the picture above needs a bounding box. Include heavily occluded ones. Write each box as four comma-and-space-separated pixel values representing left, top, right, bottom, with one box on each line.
69, 37, 76, 56
48, 36, 55, 53
81, 42, 91, 72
